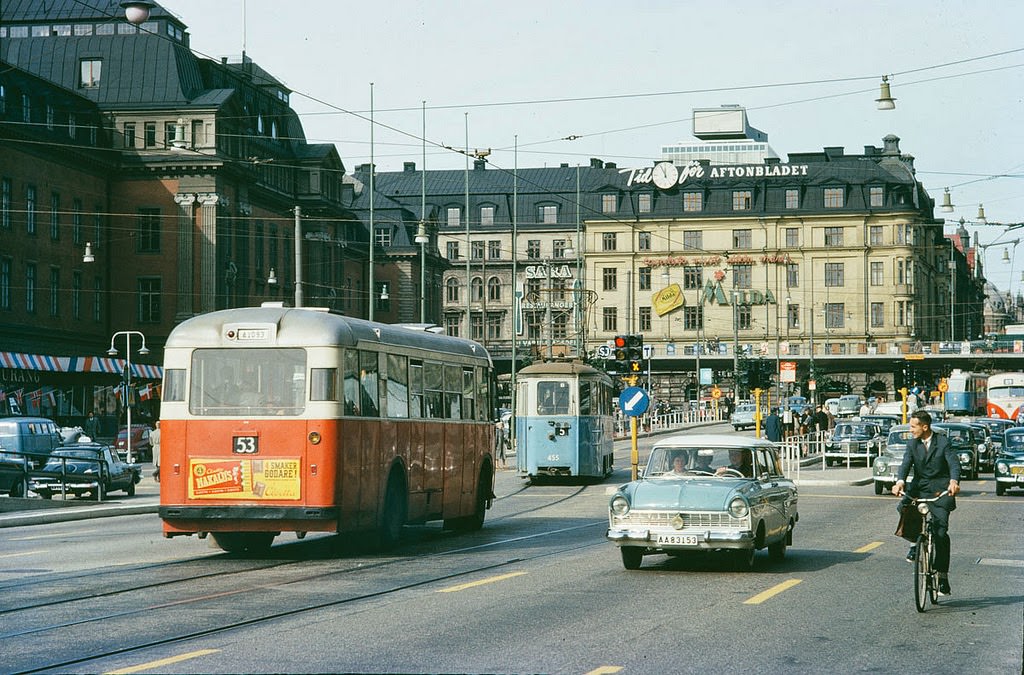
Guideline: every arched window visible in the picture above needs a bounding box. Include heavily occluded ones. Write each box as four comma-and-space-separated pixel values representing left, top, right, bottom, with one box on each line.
445, 277, 460, 303
471, 276, 484, 302
487, 276, 501, 302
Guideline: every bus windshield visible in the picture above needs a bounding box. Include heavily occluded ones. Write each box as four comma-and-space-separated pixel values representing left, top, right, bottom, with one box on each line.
189, 348, 306, 416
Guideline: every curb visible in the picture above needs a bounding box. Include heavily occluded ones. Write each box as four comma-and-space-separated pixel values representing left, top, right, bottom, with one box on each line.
0, 501, 158, 528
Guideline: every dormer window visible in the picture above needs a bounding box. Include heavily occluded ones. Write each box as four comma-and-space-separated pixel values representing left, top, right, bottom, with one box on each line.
80, 59, 102, 88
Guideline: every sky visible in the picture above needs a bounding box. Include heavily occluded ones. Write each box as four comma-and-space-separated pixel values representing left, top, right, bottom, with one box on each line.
162, 0, 1024, 299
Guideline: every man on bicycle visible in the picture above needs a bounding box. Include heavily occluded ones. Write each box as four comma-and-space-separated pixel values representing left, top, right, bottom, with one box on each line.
892, 410, 961, 596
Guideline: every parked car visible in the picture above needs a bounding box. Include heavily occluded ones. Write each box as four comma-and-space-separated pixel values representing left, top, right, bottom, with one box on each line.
114, 424, 153, 462
962, 422, 995, 472
606, 434, 798, 570
0, 416, 62, 469
0, 449, 30, 496
785, 396, 809, 415
872, 424, 913, 495
29, 443, 142, 500
994, 427, 1024, 496
824, 398, 840, 417
824, 421, 885, 466
730, 403, 757, 431
836, 395, 863, 418
932, 422, 982, 480
858, 414, 902, 435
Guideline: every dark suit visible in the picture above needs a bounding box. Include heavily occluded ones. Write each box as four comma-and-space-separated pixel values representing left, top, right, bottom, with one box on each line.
764, 413, 782, 442
897, 431, 959, 573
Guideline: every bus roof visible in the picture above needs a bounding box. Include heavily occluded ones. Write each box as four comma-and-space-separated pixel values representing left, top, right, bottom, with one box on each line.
165, 306, 491, 364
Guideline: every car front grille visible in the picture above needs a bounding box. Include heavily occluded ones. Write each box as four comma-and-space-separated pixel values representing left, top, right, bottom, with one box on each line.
612, 510, 744, 529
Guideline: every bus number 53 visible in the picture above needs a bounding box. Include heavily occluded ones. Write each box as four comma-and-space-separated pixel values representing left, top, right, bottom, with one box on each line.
233, 436, 259, 454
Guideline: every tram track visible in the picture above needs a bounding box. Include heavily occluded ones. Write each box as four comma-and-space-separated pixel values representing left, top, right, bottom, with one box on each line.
11, 521, 607, 675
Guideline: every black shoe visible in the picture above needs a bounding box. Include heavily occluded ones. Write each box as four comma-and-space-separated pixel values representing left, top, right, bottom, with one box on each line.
938, 577, 951, 596
905, 546, 917, 562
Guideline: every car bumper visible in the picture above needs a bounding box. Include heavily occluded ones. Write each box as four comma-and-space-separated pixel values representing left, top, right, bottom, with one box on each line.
607, 527, 755, 551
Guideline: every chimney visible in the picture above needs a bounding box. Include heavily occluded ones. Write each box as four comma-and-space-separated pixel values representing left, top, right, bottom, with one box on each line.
863, 145, 879, 156
823, 146, 844, 160
605, 162, 617, 169
590, 158, 604, 169
883, 134, 901, 155
403, 162, 416, 172
474, 159, 486, 171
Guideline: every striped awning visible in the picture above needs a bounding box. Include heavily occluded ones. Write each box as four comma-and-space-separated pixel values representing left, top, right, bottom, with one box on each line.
0, 351, 162, 379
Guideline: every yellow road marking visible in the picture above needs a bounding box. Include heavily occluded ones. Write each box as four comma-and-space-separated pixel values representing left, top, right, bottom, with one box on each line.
103, 649, 220, 674
11, 529, 98, 541
438, 571, 526, 593
586, 667, 624, 674
0, 550, 48, 559
854, 541, 884, 553
744, 578, 802, 605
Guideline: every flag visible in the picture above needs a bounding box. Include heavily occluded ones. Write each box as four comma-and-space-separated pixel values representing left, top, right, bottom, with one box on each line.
138, 383, 152, 401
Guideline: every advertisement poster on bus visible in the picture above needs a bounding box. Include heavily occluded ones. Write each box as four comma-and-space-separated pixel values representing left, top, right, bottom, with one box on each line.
188, 458, 301, 500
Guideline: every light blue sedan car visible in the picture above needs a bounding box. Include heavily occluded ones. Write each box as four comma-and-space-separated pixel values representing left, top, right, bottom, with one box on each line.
607, 434, 799, 570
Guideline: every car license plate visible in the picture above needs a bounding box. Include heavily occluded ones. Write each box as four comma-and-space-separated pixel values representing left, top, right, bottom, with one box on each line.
655, 534, 698, 546
1011, 466, 1024, 475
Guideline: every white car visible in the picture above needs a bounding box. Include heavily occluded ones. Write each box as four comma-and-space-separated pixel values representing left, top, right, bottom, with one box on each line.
730, 403, 757, 431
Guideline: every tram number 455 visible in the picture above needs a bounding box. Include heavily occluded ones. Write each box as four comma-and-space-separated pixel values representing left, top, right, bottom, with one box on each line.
547, 454, 560, 461
233, 436, 260, 454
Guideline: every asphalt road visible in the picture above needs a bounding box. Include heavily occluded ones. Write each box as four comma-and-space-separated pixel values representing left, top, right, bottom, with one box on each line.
1, 425, 1021, 674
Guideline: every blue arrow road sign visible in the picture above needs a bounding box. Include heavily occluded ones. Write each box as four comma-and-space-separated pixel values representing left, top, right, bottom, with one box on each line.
619, 387, 650, 417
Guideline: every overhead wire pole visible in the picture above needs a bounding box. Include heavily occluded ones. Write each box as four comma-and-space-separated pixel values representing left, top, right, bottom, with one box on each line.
368, 82, 375, 322
465, 113, 471, 339
420, 100, 427, 324
510, 135, 519, 464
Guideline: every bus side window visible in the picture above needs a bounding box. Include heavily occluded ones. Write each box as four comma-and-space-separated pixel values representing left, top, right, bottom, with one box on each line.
310, 368, 338, 401
409, 360, 424, 418
360, 350, 380, 417
343, 350, 360, 416
462, 367, 475, 421
445, 365, 462, 420
424, 361, 443, 419
386, 354, 409, 418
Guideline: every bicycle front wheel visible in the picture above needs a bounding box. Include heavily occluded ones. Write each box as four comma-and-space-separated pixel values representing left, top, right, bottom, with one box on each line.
928, 534, 939, 604
914, 534, 928, 613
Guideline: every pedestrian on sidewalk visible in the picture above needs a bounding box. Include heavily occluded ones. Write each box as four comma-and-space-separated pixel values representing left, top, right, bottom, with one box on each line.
765, 408, 782, 443
150, 420, 161, 482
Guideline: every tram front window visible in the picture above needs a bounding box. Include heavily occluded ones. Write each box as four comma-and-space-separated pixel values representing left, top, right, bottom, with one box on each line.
537, 381, 570, 415
190, 348, 306, 416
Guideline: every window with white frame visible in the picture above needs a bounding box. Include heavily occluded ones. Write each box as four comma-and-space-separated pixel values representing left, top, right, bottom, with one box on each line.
824, 226, 844, 247
869, 225, 883, 246
824, 302, 845, 328
480, 205, 494, 226
733, 229, 752, 249
487, 276, 501, 301
732, 190, 752, 210
870, 302, 884, 327
638, 193, 652, 213
732, 264, 752, 288
446, 207, 460, 228
471, 241, 484, 260
638, 267, 651, 291
602, 267, 617, 291
824, 187, 844, 208
538, 204, 557, 223
80, 59, 102, 88
786, 263, 799, 288
446, 241, 459, 260
602, 232, 617, 251
683, 266, 702, 290
638, 231, 651, 251
639, 306, 652, 332
527, 239, 541, 259
869, 186, 884, 207
683, 230, 702, 250
602, 194, 617, 213
488, 240, 500, 259
785, 227, 799, 247
445, 278, 459, 303
870, 261, 884, 286
785, 189, 800, 209
683, 192, 703, 212
602, 306, 618, 332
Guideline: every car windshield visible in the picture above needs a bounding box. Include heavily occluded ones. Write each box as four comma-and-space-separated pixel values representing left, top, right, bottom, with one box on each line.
938, 427, 970, 444
887, 429, 912, 447
646, 446, 759, 477
835, 423, 871, 437
50, 449, 102, 460
1004, 431, 1024, 452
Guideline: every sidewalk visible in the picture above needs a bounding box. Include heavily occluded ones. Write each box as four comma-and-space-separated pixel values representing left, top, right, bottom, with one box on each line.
0, 463, 161, 528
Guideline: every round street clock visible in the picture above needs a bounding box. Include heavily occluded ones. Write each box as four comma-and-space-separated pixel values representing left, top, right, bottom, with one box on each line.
651, 161, 679, 189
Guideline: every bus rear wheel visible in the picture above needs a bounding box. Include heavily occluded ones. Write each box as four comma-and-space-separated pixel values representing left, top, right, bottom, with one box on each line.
377, 475, 406, 549
445, 466, 491, 532
212, 532, 276, 554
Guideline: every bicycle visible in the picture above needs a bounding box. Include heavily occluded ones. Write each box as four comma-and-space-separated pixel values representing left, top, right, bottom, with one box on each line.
909, 491, 950, 613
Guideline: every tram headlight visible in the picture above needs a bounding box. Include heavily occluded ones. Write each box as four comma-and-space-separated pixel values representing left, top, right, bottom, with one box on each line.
308, 431, 322, 445
728, 498, 749, 519
610, 495, 630, 516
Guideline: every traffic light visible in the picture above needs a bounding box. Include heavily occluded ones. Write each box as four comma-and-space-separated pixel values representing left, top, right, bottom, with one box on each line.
611, 335, 629, 372
626, 334, 644, 374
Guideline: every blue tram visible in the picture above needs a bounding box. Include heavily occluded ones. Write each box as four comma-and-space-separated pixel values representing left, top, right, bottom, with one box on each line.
514, 361, 615, 481
944, 369, 988, 415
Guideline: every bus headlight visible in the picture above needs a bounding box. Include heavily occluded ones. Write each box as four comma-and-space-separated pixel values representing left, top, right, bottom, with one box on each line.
728, 498, 749, 518
610, 495, 630, 516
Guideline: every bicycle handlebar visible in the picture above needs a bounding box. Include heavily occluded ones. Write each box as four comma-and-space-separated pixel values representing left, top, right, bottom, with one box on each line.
909, 490, 950, 504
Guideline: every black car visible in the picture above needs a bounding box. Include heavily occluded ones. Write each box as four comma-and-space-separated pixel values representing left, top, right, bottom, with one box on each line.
0, 449, 30, 497
994, 428, 1024, 496
29, 443, 142, 500
824, 422, 885, 466
859, 414, 902, 436
968, 417, 1017, 470
932, 423, 982, 480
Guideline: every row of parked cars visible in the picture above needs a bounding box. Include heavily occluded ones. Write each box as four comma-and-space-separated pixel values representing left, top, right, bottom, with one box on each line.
0, 416, 147, 500
871, 413, 1023, 496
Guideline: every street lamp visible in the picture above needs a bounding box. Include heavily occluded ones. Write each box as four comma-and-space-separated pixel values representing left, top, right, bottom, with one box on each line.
120, 1, 155, 24
108, 331, 149, 464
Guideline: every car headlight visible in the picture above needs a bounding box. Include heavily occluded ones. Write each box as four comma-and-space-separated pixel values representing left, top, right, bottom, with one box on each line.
728, 497, 749, 518
875, 459, 888, 472
958, 453, 971, 464
610, 495, 630, 516
996, 461, 1009, 473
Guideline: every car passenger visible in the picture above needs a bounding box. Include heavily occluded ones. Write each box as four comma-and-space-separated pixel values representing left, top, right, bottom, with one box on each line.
692, 450, 715, 473
670, 454, 688, 475
717, 448, 752, 477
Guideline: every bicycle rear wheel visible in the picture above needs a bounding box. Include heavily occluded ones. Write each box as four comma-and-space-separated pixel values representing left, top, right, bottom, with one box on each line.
914, 534, 928, 613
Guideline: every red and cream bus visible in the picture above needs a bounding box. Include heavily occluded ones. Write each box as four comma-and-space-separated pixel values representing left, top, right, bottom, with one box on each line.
158, 304, 495, 553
